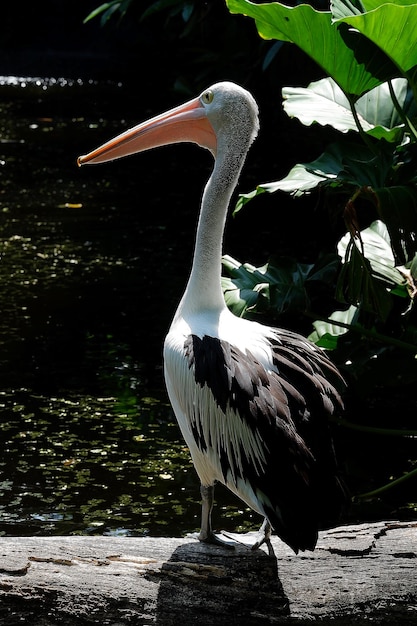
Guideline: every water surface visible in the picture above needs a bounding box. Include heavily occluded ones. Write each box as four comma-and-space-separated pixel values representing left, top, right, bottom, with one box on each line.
0, 76, 261, 536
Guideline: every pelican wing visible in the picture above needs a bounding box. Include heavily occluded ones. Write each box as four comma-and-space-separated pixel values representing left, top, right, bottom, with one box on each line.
182, 331, 346, 552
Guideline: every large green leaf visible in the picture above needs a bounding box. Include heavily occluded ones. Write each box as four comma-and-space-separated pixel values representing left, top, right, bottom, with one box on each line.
222, 279, 261, 317
332, 0, 417, 91
355, 79, 416, 140
254, 161, 333, 197
337, 220, 406, 286
309, 305, 358, 349
222, 254, 341, 319
226, 0, 384, 97
84, 1, 125, 25
283, 78, 370, 133
283, 77, 414, 141
337, 240, 394, 320
372, 186, 417, 264
221, 255, 265, 316
234, 163, 330, 207
236, 141, 392, 205
336, 221, 411, 320
222, 254, 316, 316
332, 0, 417, 19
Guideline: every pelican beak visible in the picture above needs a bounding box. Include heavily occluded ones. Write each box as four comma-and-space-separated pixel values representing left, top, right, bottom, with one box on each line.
77, 95, 216, 166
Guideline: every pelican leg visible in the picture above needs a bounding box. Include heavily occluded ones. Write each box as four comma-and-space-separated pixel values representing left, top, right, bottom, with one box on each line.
198, 484, 234, 549
251, 517, 272, 551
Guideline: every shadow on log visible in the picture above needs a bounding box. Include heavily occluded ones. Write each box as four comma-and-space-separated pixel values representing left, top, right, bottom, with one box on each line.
153, 541, 288, 624
0, 521, 416, 624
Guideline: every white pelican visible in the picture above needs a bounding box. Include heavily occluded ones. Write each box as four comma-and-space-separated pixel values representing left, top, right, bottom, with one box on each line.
78, 82, 347, 552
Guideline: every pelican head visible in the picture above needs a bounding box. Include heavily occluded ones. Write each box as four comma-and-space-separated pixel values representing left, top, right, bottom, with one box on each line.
77, 82, 259, 166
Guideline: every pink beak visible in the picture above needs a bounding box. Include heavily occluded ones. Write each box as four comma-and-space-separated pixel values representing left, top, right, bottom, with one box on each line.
77, 95, 217, 166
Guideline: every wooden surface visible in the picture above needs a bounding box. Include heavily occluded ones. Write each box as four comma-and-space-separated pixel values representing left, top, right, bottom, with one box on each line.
0, 521, 416, 624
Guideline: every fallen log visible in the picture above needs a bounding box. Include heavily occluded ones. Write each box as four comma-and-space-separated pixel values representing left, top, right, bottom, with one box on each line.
0, 521, 416, 625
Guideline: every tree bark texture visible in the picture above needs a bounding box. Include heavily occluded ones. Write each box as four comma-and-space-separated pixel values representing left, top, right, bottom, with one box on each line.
0, 521, 416, 625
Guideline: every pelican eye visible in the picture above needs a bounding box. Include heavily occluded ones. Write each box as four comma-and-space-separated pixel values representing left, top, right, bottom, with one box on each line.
202, 90, 214, 105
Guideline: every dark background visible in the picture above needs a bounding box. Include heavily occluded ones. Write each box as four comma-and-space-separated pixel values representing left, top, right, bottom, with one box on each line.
0, 1, 415, 534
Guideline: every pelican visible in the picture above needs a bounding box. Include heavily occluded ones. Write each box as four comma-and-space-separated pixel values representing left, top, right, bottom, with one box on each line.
78, 82, 347, 552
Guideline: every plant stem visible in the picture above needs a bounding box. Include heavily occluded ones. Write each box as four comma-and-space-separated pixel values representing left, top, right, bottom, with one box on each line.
305, 310, 417, 354
388, 79, 417, 141
331, 416, 417, 438
355, 466, 417, 501
347, 94, 379, 155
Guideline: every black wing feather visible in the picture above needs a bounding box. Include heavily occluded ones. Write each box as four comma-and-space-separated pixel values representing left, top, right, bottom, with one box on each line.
185, 331, 347, 553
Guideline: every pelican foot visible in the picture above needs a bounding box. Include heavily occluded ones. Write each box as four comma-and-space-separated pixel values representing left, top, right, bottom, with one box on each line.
250, 518, 272, 551
198, 530, 235, 550
250, 533, 270, 551
247, 518, 272, 553
219, 520, 273, 551
217, 532, 265, 551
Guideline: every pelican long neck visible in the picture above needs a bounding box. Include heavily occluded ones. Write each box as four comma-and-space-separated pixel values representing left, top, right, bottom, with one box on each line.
179, 143, 246, 316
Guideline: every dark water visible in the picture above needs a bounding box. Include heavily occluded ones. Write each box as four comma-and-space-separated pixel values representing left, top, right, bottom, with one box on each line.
0, 76, 416, 538
0, 76, 263, 537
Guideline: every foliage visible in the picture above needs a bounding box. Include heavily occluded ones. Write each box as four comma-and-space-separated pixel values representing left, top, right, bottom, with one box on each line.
82, 0, 417, 511
84, 0, 196, 29
222, 253, 340, 319
83, 0, 265, 93
226, 0, 417, 507
226, 0, 417, 351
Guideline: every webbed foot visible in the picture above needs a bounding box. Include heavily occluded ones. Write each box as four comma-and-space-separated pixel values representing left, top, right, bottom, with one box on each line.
250, 518, 272, 551
220, 519, 273, 551
198, 530, 235, 549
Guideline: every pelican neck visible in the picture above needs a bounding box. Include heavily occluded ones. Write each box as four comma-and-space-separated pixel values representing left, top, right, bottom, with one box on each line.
178, 147, 245, 317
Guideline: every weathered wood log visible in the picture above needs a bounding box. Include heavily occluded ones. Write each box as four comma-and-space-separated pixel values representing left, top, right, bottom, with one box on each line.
0, 521, 416, 625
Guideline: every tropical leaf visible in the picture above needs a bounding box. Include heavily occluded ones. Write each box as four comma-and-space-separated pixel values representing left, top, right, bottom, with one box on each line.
261, 164, 334, 196
263, 257, 314, 313
371, 187, 417, 264
337, 220, 406, 287
222, 277, 261, 317
83, 1, 129, 25
84, 2, 118, 24
283, 77, 415, 141
235, 164, 332, 206
308, 304, 358, 349
355, 79, 417, 140
283, 78, 371, 133
226, 0, 385, 98
222, 255, 317, 317
222, 256, 267, 316
332, 0, 417, 92
222, 253, 341, 320
337, 241, 395, 320
236, 140, 392, 205
336, 221, 410, 320
331, 0, 417, 20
